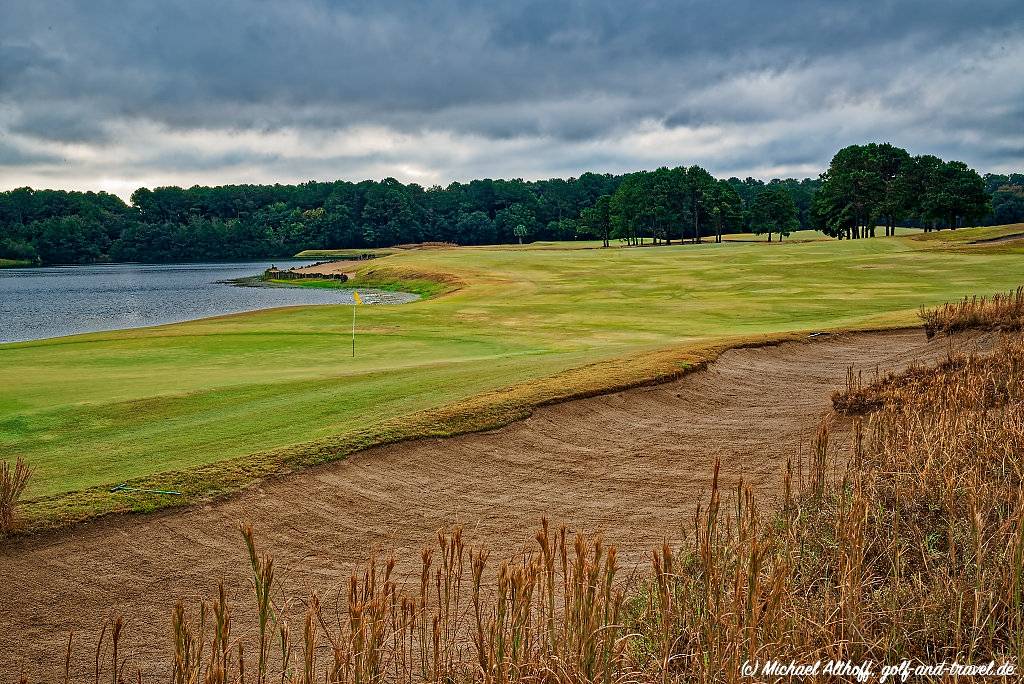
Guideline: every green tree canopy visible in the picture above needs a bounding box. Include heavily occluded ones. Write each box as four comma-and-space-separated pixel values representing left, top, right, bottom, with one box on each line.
0, 145, 1012, 264
751, 185, 799, 242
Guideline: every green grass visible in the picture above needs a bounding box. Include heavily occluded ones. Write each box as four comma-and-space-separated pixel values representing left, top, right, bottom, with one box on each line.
3, 226, 1024, 529
0, 258, 33, 268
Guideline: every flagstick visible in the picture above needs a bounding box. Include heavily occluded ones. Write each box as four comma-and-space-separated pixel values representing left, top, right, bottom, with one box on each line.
351, 300, 356, 357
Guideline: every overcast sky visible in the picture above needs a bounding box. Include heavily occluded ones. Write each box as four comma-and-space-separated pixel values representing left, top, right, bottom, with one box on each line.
2, 1, 1022, 199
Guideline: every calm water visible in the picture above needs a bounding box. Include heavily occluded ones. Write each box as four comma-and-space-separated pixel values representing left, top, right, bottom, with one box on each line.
0, 261, 403, 343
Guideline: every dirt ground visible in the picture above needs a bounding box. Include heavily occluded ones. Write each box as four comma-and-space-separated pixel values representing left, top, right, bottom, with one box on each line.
1, 328, 987, 680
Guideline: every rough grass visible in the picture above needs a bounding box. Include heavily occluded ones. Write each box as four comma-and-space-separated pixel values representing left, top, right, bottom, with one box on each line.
639, 333, 1024, 679
910, 223, 1024, 254
3, 228, 1024, 529
0, 258, 33, 268
911, 223, 1024, 244
919, 286, 1024, 338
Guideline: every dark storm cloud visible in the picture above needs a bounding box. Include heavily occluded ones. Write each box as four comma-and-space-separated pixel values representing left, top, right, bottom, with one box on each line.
9, 107, 111, 143
1, 0, 1022, 195
0, 140, 61, 166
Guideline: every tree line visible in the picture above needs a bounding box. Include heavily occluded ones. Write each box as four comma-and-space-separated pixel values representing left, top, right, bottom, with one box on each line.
0, 144, 1018, 265
812, 143, 996, 238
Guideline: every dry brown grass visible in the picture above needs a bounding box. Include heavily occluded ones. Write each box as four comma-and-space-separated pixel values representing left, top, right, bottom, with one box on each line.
641, 333, 1024, 681
84, 521, 629, 684
920, 286, 1024, 338
830, 365, 885, 414
0, 455, 32, 534
831, 355, 971, 415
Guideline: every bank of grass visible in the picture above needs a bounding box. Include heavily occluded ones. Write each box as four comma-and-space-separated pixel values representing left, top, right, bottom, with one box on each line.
3, 226, 1024, 530
910, 223, 1024, 255
268, 273, 453, 299
911, 222, 1024, 244
919, 286, 1024, 339
0, 258, 33, 268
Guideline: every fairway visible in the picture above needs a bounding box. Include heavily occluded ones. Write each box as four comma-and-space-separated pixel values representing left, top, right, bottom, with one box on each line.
3, 228, 1023, 526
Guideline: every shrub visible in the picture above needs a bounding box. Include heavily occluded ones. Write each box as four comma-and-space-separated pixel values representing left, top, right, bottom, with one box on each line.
0, 455, 32, 534
920, 286, 1024, 338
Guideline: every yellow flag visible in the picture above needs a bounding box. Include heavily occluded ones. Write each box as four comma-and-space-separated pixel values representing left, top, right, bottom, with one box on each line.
352, 290, 363, 305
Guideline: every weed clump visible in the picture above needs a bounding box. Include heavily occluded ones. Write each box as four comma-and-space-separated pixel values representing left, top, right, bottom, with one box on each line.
831, 365, 885, 414
0, 455, 31, 535
920, 285, 1024, 338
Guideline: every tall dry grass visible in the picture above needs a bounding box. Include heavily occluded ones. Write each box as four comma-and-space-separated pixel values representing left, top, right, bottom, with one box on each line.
35, 334, 1024, 682
1, 455, 32, 535
640, 334, 1024, 681
920, 285, 1024, 338
131, 521, 628, 684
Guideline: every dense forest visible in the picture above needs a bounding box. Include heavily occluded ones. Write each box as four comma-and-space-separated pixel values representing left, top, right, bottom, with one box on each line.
0, 143, 1018, 265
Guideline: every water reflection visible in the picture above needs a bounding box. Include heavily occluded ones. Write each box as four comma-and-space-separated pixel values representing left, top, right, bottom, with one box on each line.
0, 261, 412, 343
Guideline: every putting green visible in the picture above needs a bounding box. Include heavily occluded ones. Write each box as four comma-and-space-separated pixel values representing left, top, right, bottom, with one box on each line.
2, 227, 1022, 526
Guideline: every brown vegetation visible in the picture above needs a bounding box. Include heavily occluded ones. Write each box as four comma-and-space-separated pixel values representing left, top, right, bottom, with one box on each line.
0, 455, 31, 534
920, 285, 1024, 338
74, 521, 630, 684
666, 333, 1024, 678
829, 365, 885, 414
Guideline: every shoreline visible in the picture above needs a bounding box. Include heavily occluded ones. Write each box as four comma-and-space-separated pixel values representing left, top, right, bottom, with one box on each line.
0, 260, 375, 345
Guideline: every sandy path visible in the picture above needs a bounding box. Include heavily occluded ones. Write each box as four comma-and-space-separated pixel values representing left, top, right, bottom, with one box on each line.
2, 329, 981, 679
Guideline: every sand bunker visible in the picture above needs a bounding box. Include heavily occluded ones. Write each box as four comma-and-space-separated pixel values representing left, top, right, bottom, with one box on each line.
1, 328, 990, 677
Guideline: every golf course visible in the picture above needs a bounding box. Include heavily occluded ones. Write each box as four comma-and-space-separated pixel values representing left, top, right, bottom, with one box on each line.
8, 3, 1024, 678
3, 225, 1023, 530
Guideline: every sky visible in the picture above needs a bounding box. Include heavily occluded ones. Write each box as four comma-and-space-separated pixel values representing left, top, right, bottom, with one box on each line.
2, 1, 1022, 200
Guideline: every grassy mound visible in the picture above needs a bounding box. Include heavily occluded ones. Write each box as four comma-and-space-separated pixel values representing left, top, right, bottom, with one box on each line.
270, 265, 459, 299
910, 223, 1024, 254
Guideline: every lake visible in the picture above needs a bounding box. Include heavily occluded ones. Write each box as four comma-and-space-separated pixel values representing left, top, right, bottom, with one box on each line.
0, 261, 408, 343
